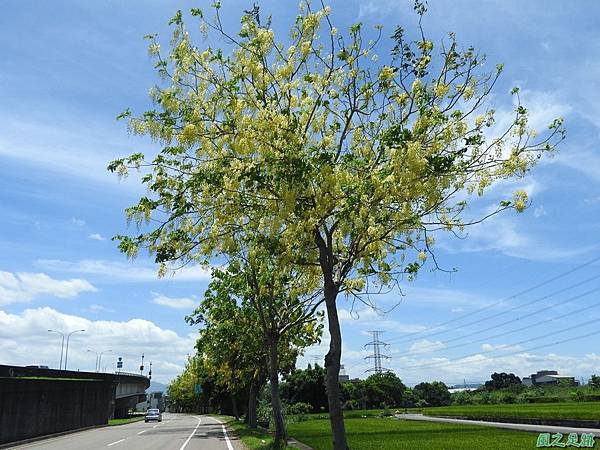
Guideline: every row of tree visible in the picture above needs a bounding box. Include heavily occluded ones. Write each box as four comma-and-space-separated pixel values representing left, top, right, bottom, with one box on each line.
111, 0, 563, 447
168, 363, 452, 416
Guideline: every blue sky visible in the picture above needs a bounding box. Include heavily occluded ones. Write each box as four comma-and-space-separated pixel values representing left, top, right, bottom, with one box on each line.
1, 0, 600, 385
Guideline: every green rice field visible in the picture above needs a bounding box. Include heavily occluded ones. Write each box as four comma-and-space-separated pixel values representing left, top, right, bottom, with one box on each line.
287, 418, 540, 450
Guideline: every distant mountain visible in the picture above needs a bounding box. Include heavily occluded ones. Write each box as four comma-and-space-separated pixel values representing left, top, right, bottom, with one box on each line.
147, 381, 168, 393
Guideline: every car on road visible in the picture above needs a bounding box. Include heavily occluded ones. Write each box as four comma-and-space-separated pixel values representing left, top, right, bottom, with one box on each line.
144, 408, 162, 422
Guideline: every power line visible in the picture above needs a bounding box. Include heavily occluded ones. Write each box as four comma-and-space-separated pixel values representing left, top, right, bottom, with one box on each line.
308, 354, 323, 366
385, 256, 600, 344
364, 331, 391, 373
394, 284, 600, 357
401, 313, 600, 371
403, 294, 600, 357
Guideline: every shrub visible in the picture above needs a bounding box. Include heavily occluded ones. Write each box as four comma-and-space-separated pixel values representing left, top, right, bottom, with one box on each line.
287, 402, 313, 416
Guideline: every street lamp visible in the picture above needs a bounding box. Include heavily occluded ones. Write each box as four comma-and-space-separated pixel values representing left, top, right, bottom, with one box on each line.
87, 349, 99, 371
98, 350, 112, 372
64, 329, 85, 370
47, 330, 65, 370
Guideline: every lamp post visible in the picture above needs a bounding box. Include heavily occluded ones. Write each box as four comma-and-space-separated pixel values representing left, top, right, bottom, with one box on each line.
98, 350, 112, 373
47, 330, 65, 370
87, 349, 99, 371
64, 329, 85, 370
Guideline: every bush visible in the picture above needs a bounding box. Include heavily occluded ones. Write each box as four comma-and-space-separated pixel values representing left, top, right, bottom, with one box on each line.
452, 391, 473, 405
413, 381, 451, 407
256, 399, 272, 426
287, 402, 313, 416
380, 403, 392, 417
343, 399, 359, 410
415, 399, 429, 408
500, 392, 517, 404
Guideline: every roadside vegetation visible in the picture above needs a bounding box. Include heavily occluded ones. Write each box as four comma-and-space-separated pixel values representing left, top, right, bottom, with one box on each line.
287, 418, 539, 450
108, 416, 145, 426
170, 364, 600, 431
215, 416, 301, 450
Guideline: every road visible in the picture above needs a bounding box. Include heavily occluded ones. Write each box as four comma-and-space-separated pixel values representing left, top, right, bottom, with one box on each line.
10, 414, 242, 450
400, 413, 600, 436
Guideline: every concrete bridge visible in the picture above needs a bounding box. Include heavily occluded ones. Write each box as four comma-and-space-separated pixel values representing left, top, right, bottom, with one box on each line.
0, 364, 150, 445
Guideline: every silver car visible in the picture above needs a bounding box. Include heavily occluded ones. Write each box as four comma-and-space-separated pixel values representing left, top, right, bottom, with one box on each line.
144, 408, 162, 422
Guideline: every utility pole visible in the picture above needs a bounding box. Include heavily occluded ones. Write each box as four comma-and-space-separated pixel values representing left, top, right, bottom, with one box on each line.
364, 330, 391, 374
140, 353, 145, 375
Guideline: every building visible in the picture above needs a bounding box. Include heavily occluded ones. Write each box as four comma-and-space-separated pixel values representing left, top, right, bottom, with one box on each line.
136, 391, 165, 412
522, 370, 578, 387
339, 364, 350, 382
448, 383, 482, 393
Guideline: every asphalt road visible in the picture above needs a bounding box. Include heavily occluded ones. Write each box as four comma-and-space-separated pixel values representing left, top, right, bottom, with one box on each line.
10, 414, 242, 450
400, 413, 600, 436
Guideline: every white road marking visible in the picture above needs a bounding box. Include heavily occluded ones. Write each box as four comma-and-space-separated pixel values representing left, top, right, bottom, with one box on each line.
178, 416, 202, 450
221, 424, 234, 450
107, 439, 125, 446
137, 430, 147, 435
211, 417, 234, 450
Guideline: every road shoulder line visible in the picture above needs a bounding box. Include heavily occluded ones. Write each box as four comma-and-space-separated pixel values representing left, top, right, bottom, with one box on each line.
178, 416, 202, 450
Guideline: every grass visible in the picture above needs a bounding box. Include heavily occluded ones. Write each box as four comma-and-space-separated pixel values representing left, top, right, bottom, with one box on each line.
213, 415, 301, 450
421, 401, 600, 421
297, 409, 391, 421
108, 416, 145, 426
287, 417, 540, 450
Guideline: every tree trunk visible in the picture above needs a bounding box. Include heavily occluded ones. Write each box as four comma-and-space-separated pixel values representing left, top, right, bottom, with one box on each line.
231, 395, 239, 420
324, 280, 349, 450
247, 381, 258, 429
267, 335, 286, 449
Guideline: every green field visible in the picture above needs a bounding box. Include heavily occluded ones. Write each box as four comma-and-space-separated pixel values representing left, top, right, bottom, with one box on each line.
421, 401, 600, 421
288, 418, 539, 450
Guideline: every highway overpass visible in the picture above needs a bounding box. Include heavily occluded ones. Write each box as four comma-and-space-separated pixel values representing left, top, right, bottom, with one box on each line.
0, 364, 150, 445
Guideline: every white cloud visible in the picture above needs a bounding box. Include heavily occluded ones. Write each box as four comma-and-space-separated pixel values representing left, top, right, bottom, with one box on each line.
554, 147, 600, 183
0, 270, 97, 305
88, 233, 107, 241
0, 306, 196, 384
436, 209, 593, 262
480, 343, 522, 352
533, 205, 547, 218
358, 0, 411, 18
36, 259, 211, 283
70, 218, 86, 227
409, 339, 446, 354
338, 307, 427, 333
584, 196, 600, 205
151, 292, 197, 310
88, 304, 115, 313
0, 115, 150, 188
